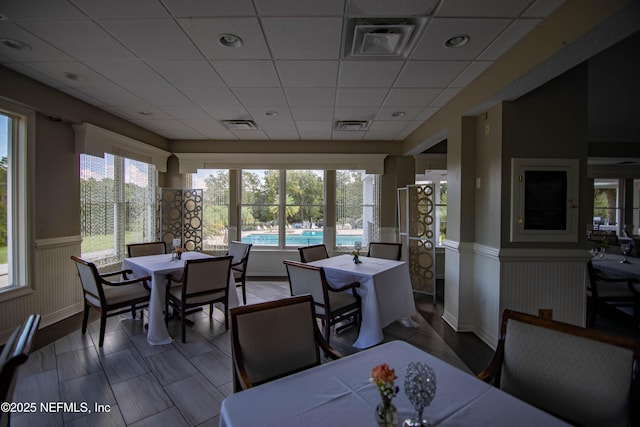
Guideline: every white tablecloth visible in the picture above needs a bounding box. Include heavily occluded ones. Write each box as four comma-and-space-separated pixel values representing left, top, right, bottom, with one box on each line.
123, 252, 239, 345
219, 340, 568, 427
309, 254, 418, 348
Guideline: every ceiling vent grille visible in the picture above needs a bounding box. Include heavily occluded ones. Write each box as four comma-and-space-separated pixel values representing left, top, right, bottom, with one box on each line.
221, 120, 258, 130
335, 120, 370, 131
344, 17, 427, 59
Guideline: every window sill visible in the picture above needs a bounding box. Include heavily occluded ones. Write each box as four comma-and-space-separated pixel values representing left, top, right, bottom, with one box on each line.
0, 286, 35, 303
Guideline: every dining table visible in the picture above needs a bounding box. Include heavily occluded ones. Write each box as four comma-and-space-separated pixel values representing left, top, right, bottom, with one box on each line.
123, 251, 239, 345
307, 254, 418, 349
591, 253, 640, 281
219, 340, 569, 427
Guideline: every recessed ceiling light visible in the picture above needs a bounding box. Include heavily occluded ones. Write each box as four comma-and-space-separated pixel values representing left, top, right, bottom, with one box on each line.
391, 111, 406, 117
218, 34, 243, 48
0, 38, 32, 51
264, 111, 279, 117
63, 72, 87, 82
444, 34, 470, 48
138, 111, 153, 116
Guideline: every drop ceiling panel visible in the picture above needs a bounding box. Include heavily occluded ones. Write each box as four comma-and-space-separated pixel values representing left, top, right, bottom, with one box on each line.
98, 18, 202, 60
85, 60, 169, 88
449, 61, 492, 87
522, 0, 565, 18
298, 129, 332, 140
128, 86, 194, 106
347, 0, 439, 17
264, 129, 301, 140
254, 0, 345, 16
275, 61, 339, 87
180, 87, 244, 108
19, 61, 113, 88
284, 88, 336, 106
331, 131, 365, 140
412, 18, 512, 60
76, 85, 146, 106
338, 61, 404, 87
383, 88, 440, 107
202, 105, 251, 120
0, 22, 73, 62
211, 61, 280, 87
376, 107, 422, 121
70, 0, 170, 18
478, 19, 541, 60
178, 18, 271, 60
158, 106, 212, 120
0, 0, 85, 20
261, 17, 343, 59
394, 60, 468, 87
290, 106, 334, 121
254, 120, 296, 130
434, 0, 533, 18
333, 106, 378, 120
229, 129, 269, 140
232, 87, 288, 106
19, 20, 136, 61
335, 88, 389, 107
429, 87, 462, 106
199, 130, 238, 139
161, 0, 257, 18
180, 119, 226, 131
248, 107, 294, 122
147, 60, 226, 88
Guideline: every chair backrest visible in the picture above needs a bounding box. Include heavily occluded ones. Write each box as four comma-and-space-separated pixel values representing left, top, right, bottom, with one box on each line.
367, 242, 402, 260
0, 314, 41, 427
496, 309, 640, 427
182, 256, 232, 298
227, 241, 252, 268
283, 260, 329, 308
71, 256, 105, 306
230, 295, 323, 390
127, 241, 166, 257
298, 244, 329, 263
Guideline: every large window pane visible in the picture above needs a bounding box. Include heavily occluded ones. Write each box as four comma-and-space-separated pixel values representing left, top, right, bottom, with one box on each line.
285, 170, 324, 246
241, 170, 280, 246
193, 169, 229, 251
0, 114, 9, 290
336, 171, 379, 250
593, 179, 619, 232
124, 158, 157, 246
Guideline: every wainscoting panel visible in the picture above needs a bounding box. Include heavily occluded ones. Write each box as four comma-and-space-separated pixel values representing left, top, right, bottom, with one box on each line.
0, 236, 83, 344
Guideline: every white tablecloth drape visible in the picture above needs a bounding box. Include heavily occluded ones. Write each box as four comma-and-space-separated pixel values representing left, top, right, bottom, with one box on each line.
123, 252, 239, 345
308, 255, 418, 348
220, 340, 569, 427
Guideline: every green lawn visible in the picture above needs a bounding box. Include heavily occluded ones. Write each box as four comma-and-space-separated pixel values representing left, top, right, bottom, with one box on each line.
81, 232, 144, 252
0, 246, 6, 264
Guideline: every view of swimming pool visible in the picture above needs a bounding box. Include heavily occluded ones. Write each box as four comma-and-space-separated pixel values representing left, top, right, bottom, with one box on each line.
242, 230, 362, 246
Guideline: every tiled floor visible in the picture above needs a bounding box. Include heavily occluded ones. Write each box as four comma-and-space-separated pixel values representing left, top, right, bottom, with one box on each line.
11, 281, 469, 427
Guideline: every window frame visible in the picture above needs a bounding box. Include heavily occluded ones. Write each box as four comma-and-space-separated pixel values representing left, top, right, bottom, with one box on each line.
0, 100, 34, 300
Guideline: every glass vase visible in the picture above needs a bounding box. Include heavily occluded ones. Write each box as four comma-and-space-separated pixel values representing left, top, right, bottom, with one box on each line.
375, 402, 398, 427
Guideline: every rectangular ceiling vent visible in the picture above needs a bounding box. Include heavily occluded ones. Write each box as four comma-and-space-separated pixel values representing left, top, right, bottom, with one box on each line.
221, 120, 258, 130
344, 17, 427, 59
335, 120, 370, 131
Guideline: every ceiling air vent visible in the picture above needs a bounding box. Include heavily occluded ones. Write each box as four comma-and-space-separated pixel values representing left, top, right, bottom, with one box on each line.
344, 17, 427, 59
335, 120, 370, 131
221, 120, 258, 130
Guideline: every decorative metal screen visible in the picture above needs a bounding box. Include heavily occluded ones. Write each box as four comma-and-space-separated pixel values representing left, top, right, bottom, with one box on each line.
398, 184, 436, 303
157, 188, 203, 252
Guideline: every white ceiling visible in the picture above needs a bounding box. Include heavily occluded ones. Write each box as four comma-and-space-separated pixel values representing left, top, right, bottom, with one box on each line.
0, 0, 564, 141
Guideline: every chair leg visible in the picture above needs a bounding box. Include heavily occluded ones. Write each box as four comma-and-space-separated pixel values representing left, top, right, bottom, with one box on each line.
242, 279, 247, 305
209, 303, 213, 318
81, 300, 90, 334
224, 303, 229, 330
324, 317, 331, 346
131, 304, 137, 319
181, 304, 186, 343
99, 313, 107, 347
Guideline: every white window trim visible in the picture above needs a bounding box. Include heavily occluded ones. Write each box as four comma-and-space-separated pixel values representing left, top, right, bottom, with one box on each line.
0, 98, 35, 301
73, 123, 171, 172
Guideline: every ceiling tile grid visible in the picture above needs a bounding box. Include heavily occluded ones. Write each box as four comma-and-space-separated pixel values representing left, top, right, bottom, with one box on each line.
0, 0, 563, 141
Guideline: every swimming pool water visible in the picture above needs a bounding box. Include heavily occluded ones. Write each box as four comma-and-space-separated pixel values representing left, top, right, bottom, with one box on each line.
242, 231, 362, 246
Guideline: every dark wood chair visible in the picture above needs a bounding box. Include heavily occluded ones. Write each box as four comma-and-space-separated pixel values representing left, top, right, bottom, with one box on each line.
367, 242, 402, 260
226, 241, 252, 304
127, 241, 167, 257
71, 256, 151, 347
298, 243, 329, 263
230, 295, 341, 392
283, 260, 361, 345
478, 309, 640, 427
165, 256, 233, 342
0, 314, 40, 427
586, 260, 639, 327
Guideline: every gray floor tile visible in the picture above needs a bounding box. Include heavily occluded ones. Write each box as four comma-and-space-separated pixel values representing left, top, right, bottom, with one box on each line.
146, 348, 198, 386
93, 329, 136, 356
18, 342, 56, 378
56, 346, 102, 382
129, 334, 172, 358
65, 404, 126, 427
54, 331, 94, 355
164, 373, 225, 425
101, 348, 150, 384
111, 372, 173, 425
190, 349, 232, 387
129, 407, 190, 427
60, 371, 117, 423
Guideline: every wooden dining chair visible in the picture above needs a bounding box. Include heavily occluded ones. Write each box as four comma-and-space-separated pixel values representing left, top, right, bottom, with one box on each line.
586, 260, 639, 327
230, 295, 341, 392
0, 314, 40, 427
226, 241, 253, 304
367, 242, 402, 261
478, 309, 640, 427
283, 259, 361, 345
165, 256, 233, 342
71, 256, 151, 347
127, 241, 167, 257
298, 243, 329, 263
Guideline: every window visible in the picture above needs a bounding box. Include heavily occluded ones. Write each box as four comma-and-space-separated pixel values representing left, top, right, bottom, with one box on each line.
80, 153, 156, 266
415, 179, 447, 246
191, 169, 229, 251
0, 103, 30, 295
336, 171, 379, 249
241, 170, 280, 246
285, 170, 324, 246
593, 179, 620, 232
